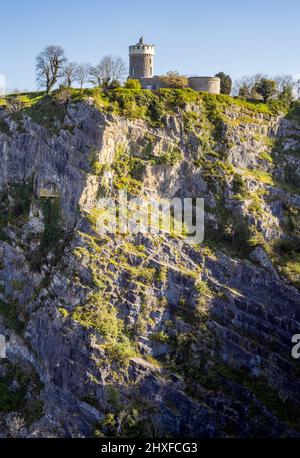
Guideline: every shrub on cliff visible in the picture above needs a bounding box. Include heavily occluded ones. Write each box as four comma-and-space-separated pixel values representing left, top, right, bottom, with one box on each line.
255, 78, 277, 103
215, 72, 232, 95
160, 71, 189, 89
124, 79, 142, 90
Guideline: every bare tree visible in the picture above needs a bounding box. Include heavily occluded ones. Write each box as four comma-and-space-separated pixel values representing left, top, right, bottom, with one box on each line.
62, 62, 77, 87
274, 74, 297, 102
89, 63, 103, 87
233, 74, 267, 99
232, 76, 252, 97
75, 63, 91, 89
275, 75, 293, 93
89, 55, 127, 87
36, 45, 67, 94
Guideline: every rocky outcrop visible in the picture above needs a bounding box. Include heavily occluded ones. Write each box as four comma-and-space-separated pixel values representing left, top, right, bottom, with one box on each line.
0, 93, 299, 438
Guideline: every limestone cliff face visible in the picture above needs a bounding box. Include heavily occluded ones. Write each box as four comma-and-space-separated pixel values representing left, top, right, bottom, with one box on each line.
0, 92, 299, 438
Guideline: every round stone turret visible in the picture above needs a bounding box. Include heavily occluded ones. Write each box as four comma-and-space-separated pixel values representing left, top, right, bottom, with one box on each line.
188, 77, 221, 94
129, 37, 155, 79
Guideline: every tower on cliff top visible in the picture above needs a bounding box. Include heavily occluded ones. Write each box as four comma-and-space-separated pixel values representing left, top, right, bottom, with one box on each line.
129, 37, 155, 79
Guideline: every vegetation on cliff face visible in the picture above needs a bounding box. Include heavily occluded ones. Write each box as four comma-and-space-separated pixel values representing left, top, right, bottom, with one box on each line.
0, 181, 33, 241
0, 360, 43, 432
0, 86, 293, 131
0, 88, 300, 437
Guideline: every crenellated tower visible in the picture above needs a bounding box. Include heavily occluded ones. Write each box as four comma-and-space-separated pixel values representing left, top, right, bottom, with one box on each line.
129, 37, 155, 79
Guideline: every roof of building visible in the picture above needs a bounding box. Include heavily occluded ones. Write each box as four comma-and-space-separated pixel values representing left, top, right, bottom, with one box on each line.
130, 37, 154, 48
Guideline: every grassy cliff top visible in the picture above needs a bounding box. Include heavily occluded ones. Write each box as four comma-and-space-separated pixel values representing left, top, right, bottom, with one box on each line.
0, 87, 298, 130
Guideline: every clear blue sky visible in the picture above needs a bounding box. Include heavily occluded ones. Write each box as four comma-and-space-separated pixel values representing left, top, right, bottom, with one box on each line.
0, 0, 299, 92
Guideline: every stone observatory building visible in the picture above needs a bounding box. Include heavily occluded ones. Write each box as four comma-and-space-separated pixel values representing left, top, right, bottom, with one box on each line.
129, 37, 221, 94
129, 37, 155, 79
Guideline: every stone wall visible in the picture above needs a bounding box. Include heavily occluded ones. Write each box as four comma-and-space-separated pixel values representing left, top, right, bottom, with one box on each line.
140, 76, 167, 90
188, 77, 221, 94
139, 75, 221, 94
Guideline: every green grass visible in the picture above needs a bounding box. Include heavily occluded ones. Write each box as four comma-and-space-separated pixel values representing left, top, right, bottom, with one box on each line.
1, 90, 74, 134
242, 168, 274, 185
155, 146, 183, 165
73, 293, 137, 368
1, 87, 285, 135
259, 151, 273, 163
150, 331, 170, 344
